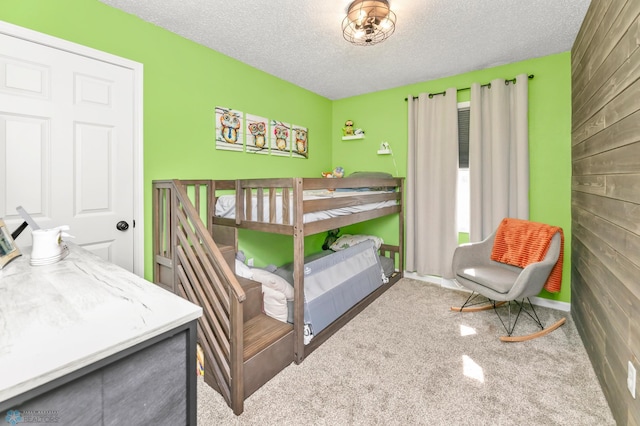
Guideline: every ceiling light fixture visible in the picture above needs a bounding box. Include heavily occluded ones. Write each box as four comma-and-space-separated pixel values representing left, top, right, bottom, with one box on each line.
342, 0, 397, 46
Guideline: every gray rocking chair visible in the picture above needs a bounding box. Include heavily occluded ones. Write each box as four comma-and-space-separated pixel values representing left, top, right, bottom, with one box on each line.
450, 226, 566, 342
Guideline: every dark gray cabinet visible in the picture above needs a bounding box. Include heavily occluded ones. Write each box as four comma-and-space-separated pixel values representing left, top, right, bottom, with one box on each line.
4, 322, 197, 426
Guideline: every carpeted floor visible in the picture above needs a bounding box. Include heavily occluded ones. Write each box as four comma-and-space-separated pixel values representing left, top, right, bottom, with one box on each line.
197, 278, 614, 425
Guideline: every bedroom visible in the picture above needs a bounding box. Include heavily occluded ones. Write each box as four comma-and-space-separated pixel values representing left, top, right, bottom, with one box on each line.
0, 0, 574, 297
0, 0, 637, 423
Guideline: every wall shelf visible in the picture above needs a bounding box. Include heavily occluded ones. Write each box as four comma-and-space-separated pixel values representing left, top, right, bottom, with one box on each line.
341, 134, 365, 141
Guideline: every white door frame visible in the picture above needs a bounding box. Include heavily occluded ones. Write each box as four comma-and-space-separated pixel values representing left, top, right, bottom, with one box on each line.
0, 20, 145, 277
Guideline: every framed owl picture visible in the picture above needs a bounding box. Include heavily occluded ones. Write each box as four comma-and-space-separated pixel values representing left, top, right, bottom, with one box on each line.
215, 106, 244, 152
269, 120, 291, 157
245, 114, 269, 154
291, 125, 308, 159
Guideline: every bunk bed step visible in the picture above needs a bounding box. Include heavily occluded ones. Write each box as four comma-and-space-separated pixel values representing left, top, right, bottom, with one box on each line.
218, 244, 236, 272
212, 224, 237, 272
212, 224, 238, 249
237, 276, 263, 322
243, 313, 293, 398
243, 314, 292, 360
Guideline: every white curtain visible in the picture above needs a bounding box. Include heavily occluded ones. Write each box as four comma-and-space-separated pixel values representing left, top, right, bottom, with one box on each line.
406, 88, 459, 279
469, 74, 529, 242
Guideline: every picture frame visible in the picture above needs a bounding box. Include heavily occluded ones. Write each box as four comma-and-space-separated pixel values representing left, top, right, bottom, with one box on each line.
291, 125, 308, 159
269, 120, 291, 157
0, 218, 21, 269
215, 106, 244, 152
245, 114, 270, 154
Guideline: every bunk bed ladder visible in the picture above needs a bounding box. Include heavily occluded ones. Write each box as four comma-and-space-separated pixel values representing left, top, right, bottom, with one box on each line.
153, 179, 245, 413
152, 180, 293, 415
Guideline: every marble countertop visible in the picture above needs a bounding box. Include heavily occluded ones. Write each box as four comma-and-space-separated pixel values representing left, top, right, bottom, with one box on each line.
0, 244, 202, 403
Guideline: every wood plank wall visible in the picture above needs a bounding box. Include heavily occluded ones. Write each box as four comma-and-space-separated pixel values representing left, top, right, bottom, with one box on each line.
571, 0, 640, 423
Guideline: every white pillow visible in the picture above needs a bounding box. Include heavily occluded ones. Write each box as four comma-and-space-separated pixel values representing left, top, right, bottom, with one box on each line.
329, 234, 383, 251
235, 259, 253, 279
251, 268, 294, 301
262, 286, 288, 323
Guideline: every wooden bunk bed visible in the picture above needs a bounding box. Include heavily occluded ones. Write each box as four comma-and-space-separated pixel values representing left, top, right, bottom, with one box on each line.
152, 176, 404, 415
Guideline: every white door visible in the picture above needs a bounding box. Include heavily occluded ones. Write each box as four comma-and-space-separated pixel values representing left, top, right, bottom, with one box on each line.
0, 30, 138, 272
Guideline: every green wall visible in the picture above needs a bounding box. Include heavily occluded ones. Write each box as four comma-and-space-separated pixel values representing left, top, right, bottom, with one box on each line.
0, 0, 333, 274
1, 2, 572, 302
332, 53, 572, 303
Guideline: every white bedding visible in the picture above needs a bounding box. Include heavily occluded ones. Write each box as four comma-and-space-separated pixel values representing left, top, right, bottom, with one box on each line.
214, 189, 397, 224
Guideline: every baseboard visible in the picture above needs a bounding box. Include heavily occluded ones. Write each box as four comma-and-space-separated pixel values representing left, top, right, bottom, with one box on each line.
403, 272, 465, 290
530, 296, 571, 312
403, 271, 571, 312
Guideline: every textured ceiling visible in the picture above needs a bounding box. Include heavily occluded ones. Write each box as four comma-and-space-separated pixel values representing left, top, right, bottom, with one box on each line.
99, 0, 590, 100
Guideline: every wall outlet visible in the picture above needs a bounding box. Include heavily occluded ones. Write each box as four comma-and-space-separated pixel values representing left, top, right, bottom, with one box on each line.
628, 361, 636, 399
247, 258, 254, 267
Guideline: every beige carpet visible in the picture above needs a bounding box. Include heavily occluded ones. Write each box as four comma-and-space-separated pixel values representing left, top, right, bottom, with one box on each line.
197, 278, 614, 425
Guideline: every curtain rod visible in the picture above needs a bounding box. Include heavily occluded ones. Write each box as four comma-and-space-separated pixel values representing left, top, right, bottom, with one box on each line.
404, 74, 534, 101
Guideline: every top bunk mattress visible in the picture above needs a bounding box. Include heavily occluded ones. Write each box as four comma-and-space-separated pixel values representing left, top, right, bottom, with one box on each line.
214, 189, 398, 224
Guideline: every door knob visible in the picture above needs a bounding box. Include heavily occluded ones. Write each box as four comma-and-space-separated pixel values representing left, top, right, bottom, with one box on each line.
116, 221, 129, 231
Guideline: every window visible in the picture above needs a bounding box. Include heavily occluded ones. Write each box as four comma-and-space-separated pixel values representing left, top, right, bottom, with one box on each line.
457, 102, 470, 234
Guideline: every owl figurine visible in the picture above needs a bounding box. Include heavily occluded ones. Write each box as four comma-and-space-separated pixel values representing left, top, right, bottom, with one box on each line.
248, 122, 266, 149
343, 120, 354, 136
294, 128, 307, 154
220, 111, 241, 144
274, 125, 289, 151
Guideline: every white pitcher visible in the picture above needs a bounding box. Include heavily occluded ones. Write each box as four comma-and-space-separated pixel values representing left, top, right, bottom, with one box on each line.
31, 226, 70, 260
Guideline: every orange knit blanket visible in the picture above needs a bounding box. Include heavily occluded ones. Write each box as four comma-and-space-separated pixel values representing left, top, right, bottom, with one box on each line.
490, 218, 564, 293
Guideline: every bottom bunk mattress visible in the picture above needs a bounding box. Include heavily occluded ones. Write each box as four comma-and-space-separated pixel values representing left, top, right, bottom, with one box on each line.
274, 239, 387, 344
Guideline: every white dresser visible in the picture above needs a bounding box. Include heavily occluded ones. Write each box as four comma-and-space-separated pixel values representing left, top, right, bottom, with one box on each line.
0, 245, 202, 425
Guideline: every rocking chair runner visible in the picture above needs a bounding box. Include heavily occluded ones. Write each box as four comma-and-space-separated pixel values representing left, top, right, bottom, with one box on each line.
450, 219, 566, 342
